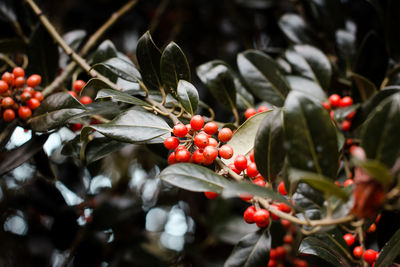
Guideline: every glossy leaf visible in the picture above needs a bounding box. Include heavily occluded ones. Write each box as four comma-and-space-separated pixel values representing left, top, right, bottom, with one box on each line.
136, 31, 162, 91
222, 111, 271, 166
224, 229, 271, 267
90, 40, 118, 65
375, 226, 400, 267
237, 50, 290, 107
160, 42, 191, 98
333, 104, 360, 122
286, 75, 326, 103
29, 92, 86, 132
289, 169, 349, 200
95, 89, 151, 107
0, 0, 16, 23
196, 63, 236, 111
278, 14, 317, 45
254, 109, 285, 180
352, 158, 393, 185
81, 108, 171, 144
351, 73, 377, 102
335, 29, 356, 74
177, 80, 199, 115
85, 138, 126, 164
361, 93, 400, 168
299, 236, 352, 267
284, 91, 339, 179
92, 57, 141, 83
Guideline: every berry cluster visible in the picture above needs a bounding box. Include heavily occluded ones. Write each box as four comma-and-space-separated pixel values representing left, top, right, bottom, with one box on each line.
244, 105, 269, 119
0, 67, 44, 123
322, 94, 355, 131
67, 80, 93, 105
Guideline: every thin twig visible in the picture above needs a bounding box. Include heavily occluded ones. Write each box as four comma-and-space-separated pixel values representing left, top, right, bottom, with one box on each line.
215, 158, 243, 181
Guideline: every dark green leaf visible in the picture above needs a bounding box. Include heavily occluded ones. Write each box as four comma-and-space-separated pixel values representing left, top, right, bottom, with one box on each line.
95, 89, 151, 107
375, 226, 400, 267
136, 31, 162, 91
224, 229, 271, 267
254, 109, 285, 180
0, 39, 26, 54
284, 91, 339, 179
222, 111, 271, 166
90, 40, 118, 65
299, 236, 352, 267
85, 138, 126, 164
81, 108, 171, 144
29, 92, 86, 132
278, 14, 317, 45
237, 50, 290, 107
351, 73, 377, 102
92, 57, 141, 83
0, 0, 16, 23
352, 159, 393, 186
289, 169, 349, 200
196, 63, 236, 110
333, 104, 360, 122
160, 42, 191, 98
335, 29, 356, 74
286, 75, 326, 103
293, 45, 332, 89
361, 93, 400, 168
63, 30, 86, 50
177, 80, 199, 115
27, 25, 59, 85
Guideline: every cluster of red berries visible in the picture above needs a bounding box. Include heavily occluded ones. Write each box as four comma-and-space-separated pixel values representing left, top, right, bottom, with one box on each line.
67, 80, 93, 105
244, 105, 269, 119
322, 94, 355, 131
0, 67, 44, 123
343, 214, 380, 265
268, 245, 308, 267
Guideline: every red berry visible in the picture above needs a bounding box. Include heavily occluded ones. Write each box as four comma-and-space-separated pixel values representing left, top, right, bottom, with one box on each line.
218, 128, 233, 142
363, 249, 377, 264
278, 181, 288, 195
234, 155, 247, 171
347, 111, 356, 120
245, 108, 256, 119
70, 123, 83, 132
175, 148, 191, 162
341, 120, 351, 131
249, 150, 254, 162
208, 137, 218, 147
194, 133, 209, 148
2, 109, 15, 122
275, 246, 286, 260
80, 96, 92, 105
229, 163, 241, 174
203, 146, 218, 161
2, 72, 14, 85
1, 97, 14, 108
12, 67, 25, 78
322, 101, 331, 110
253, 177, 266, 187
168, 152, 176, 165
270, 248, 278, 260
329, 94, 341, 107
68, 91, 77, 98
340, 96, 353, 107
190, 115, 204, 131
164, 136, 180, 150
219, 145, 233, 159
253, 209, 270, 228
293, 259, 308, 267
33, 91, 44, 102
27, 98, 40, 110
26, 74, 42, 88
18, 106, 32, 120
375, 214, 381, 224
270, 204, 280, 220
246, 162, 259, 178
353, 246, 363, 258
278, 202, 292, 213
203, 121, 219, 135
73, 80, 86, 92
192, 149, 205, 164
367, 223, 376, 233
14, 76, 25, 87
267, 259, 277, 267
283, 234, 293, 244
0, 80, 9, 94
281, 219, 291, 228
240, 193, 253, 202
343, 234, 355, 246
243, 206, 256, 224
20, 91, 31, 102
173, 123, 188, 137
204, 191, 219, 199
257, 105, 269, 113
344, 179, 354, 187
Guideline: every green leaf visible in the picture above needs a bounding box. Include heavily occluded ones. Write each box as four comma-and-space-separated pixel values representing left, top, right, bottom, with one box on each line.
278, 14, 317, 45
333, 104, 360, 122
96, 89, 151, 107
237, 50, 290, 107
92, 57, 141, 83
335, 29, 356, 75
90, 40, 118, 65
0, 0, 16, 24
29, 92, 86, 132
81, 108, 171, 144
375, 226, 400, 267
27, 25, 59, 85
299, 236, 352, 267
361, 93, 400, 168
284, 91, 339, 179
160, 42, 191, 98
177, 80, 199, 115
289, 169, 349, 200
85, 138, 126, 164
136, 31, 162, 91
254, 109, 285, 180
224, 229, 271, 267
286, 75, 326, 103
222, 111, 271, 166
196, 63, 236, 110
351, 73, 377, 102
293, 45, 332, 89
352, 158, 393, 186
